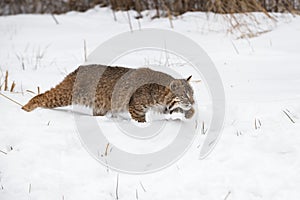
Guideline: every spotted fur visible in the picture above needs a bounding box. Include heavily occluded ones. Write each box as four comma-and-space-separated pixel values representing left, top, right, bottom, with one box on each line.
22, 65, 195, 122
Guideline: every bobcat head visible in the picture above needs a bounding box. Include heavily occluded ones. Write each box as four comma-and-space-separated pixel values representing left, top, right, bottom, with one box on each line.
168, 75, 194, 111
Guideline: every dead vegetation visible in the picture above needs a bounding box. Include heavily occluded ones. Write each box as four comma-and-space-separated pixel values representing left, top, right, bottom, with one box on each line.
0, 69, 39, 107
108, 0, 300, 15
1, 0, 299, 16
283, 109, 296, 123
0, 70, 16, 93
1, 1, 299, 38
254, 118, 262, 129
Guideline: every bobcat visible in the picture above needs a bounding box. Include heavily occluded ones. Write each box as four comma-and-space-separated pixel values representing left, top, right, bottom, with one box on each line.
22, 65, 195, 122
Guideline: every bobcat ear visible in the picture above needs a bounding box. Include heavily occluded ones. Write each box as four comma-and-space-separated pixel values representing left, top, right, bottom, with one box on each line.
186, 75, 192, 82
169, 80, 179, 91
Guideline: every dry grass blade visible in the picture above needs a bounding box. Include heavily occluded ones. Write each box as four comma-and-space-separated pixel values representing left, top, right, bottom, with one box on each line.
4, 70, 8, 91
137, 18, 141, 30
105, 143, 110, 156
237, 30, 271, 39
139, 181, 146, 192
26, 90, 36, 94
10, 81, 16, 92
283, 109, 295, 123
112, 9, 117, 21
224, 191, 231, 200
51, 14, 59, 24
255, 118, 262, 129
0, 92, 24, 107
135, 189, 139, 200
201, 121, 207, 134
162, 0, 174, 29
230, 40, 239, 54
127, 11, 133, 32
0, 149, 7, 155
116, 174, 119, 200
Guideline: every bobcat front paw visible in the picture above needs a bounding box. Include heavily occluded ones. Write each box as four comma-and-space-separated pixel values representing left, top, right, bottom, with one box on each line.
130, 114, 146, 123
129, 107, 146, 123
184, 108, 195, 119
135, 117, 146, 123
93, 109, 107, 116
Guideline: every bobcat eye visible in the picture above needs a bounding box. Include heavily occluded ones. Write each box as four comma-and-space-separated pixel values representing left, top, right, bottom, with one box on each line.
174, 97, 180, 102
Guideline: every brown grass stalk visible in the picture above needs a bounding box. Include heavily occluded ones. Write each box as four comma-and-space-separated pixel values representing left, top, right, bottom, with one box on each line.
4, 70, 8, 91
10, 81, 16, 92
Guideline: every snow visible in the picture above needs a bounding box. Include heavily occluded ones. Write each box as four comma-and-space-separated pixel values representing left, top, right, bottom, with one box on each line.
1, 6, 300, 200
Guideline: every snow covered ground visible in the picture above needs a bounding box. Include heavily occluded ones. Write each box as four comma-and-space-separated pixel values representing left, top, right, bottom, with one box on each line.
1, 7, 300, 200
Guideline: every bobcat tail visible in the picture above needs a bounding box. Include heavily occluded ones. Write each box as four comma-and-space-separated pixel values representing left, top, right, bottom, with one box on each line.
22, 69, 78, 112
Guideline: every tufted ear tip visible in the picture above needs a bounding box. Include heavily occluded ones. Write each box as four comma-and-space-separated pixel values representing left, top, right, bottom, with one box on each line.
186, 75, 192, 82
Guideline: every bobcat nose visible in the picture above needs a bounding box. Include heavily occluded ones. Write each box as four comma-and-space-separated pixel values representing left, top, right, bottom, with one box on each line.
182, 103, 192, 110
